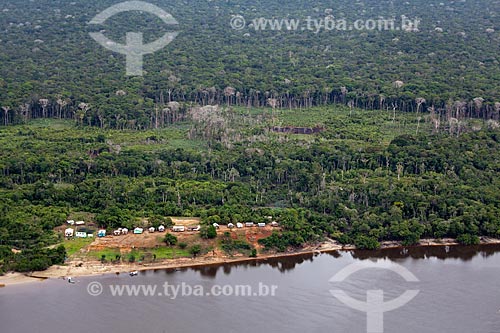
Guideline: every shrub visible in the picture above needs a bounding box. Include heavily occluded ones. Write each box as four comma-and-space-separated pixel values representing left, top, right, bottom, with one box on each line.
200, 225, 217, 239
189, 245, 202, 257
354, 235, 380, 250
457, 234, 480, 245
164, 234, 178, 246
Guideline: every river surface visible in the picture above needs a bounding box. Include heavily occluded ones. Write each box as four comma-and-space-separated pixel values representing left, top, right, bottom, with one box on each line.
2, 245, 500, 333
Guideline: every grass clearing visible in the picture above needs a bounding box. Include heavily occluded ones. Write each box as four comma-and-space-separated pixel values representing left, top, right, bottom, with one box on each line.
62, 238, 94, 257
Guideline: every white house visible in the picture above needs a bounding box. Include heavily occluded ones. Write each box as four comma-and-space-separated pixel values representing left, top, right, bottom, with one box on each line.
172, 225, 185, 232
75, 221, 85, 226
121, 228, 129, 235
236, 223, 244, 228
245, 222, 254, 227
213, 223, 220, 229
75, 231, 87, 238
148, 227, 155, 233
65, 228, 74, 237
158, 225, 165, 232
258, 223, 266, 228
134, 227, 144, 234
67, 220, 75, 225
271, 221, 279, 227
113, 229, 122, 236
227, 223, 235, 229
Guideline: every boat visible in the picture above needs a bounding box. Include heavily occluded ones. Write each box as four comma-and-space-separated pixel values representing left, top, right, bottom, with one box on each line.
129, 271, 138, 277
67, 277, 75, 284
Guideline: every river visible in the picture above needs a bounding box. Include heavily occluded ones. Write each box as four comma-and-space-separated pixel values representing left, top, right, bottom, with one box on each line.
2, 245, 500, 333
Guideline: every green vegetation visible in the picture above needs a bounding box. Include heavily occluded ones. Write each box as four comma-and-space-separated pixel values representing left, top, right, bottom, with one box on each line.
0, 245, 66, 273
189, 245, 202, 257
0, 0, 499, 128
62, 238, 94, 257
200, 225, 218, 239
91, 249, 122, 262
457, 234, 481, 246
164, 234, 178, 246
1, 104, 500, 271
150, 246, 190, 259
0, 0, 499, 270
90, 247, 191, 262
220, 232, 253, 255
353, 236, 381, 251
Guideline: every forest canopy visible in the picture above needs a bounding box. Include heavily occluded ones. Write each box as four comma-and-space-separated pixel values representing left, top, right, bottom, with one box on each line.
0, 0, 499, 127
1, 107, 500, 271
0, 0, 499, 272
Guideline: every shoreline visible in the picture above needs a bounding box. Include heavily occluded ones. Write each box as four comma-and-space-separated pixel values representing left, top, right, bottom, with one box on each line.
2, 237, 500, 287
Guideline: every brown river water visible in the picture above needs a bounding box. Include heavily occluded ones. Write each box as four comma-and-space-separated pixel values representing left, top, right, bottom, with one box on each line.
1, 245, 500, 333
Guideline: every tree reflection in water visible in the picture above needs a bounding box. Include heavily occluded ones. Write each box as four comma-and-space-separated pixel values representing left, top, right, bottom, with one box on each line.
150, 244, 500, 278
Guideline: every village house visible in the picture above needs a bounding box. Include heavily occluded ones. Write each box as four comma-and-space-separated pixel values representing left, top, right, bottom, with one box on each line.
172, 225, 185, 232
65, 228, 74, 237
75, 231, 87, 238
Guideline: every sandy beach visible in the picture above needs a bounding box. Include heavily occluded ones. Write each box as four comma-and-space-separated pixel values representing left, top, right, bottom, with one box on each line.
0, 272, 48, 286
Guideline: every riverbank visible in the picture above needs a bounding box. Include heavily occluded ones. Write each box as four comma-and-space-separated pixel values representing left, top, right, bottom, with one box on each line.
0, 272, 48, 286
1, 241, 342, 286
2, 237, 500, 287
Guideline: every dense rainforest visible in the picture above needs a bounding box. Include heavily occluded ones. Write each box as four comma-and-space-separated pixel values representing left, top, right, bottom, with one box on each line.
0, 0, 499, 128
1, 106, 500, 272
0, 0, 499, 272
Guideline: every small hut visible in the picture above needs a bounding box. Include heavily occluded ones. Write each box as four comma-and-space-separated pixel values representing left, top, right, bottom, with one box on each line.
65, 228, 74, 237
